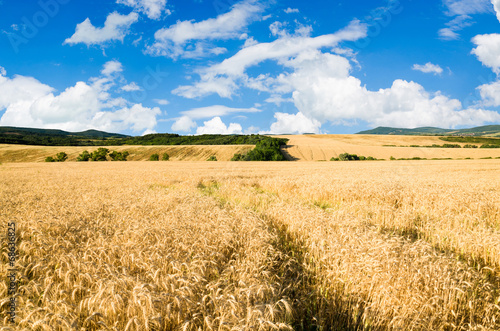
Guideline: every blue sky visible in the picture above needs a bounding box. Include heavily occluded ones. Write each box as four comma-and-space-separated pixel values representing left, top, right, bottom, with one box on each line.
1, 0, 500, 135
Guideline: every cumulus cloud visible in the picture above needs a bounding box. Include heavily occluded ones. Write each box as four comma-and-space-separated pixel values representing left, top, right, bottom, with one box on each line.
171, 115, 196, 132
265, 112, 321, 134
117, 0, 170, 20
412, 62, 444, 75
180, 105, 261, 119
493, 0, 500, 21
471, 33, 500, 74
0, 66, 6, 76
121, 82, 142, 91
196, 117, 243, 134
284, 8, 299, 14
172, 19, 367, 98
172, 14, 499, 131
64, 12, 138, 46
0, 63, 160, 134
101, 60, 123, 76
147, 0, 264, 58
478, 80, 500, 106
285, 51, 500, 128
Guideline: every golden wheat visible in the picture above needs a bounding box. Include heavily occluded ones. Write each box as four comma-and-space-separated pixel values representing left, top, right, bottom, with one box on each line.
0, 160, 499, 330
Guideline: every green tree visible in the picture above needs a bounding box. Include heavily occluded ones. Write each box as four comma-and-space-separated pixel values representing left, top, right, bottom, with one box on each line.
161, 153, 170, 161
55, 152, 68, 162
77, 150, 91, 161
45, 156, 55, 162
149, 153, 159, 161
91, 148, 109, 161
109, 151, 129, 161
207, 155, 217, 161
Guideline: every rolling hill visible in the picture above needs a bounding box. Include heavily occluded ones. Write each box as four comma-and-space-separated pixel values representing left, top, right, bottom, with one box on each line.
357, 125, 500, 136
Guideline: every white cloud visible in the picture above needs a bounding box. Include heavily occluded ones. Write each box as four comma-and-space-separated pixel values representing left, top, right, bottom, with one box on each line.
180, 105, 261, 119
195, 117, 243, 134
444, 0, 492, 16
493, 0, 500, 21
64, 12, 139, 46
439, 0, 493, 40
154, 98, 169, 105
93, 103, 161, 133
265, 94, 293, 106
284, 8, 299, 14
471, 33, 500, 74
438, 27, 460, 40
171, 115, 196, 132
0, 66, 6, 76
478, 80, 500, 106
285, 51, 500, 128
121, 82, 142, 91
172, 19, 367, 98
147, 0, 264, 58
174, 15, 500, 131
0, 63, 160, 134
101, 60, 123, 76
264, 112, 321, 134
412, 62, 444, 75
438, 15, 473, 40
117, 0, 169, 20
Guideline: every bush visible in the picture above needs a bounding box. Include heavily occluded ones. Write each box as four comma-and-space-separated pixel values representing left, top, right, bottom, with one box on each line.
77, 150, 91, 161
45, 152, 67, 162
161, 153, 170, 161
339, 153, 360, 161
463, 144, 478, 148
55, 152, 68, 162
207, 155, 217, 161
442, 144, 461, 148
91, 148, 109, 161
149, 153, 159, 161
231, 153, 246, 161
480, 144, 500, 148
331, 153, 377, 161
109, 151, 129, 161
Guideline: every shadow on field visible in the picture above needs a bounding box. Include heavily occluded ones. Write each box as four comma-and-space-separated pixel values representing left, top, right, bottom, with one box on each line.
280, 145, 300, 161
262, 214, 371, 330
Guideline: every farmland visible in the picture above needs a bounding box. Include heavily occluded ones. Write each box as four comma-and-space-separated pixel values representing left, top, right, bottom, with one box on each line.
1, 160, 500, 330
1, 134, 499, 163
278, 135, 500, 161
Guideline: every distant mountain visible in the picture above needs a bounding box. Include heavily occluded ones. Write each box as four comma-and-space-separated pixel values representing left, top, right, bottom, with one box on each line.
357, 125, 500, 136
0, 126, 129, 146
0, 126, 288, 148
0, 126, 129, 138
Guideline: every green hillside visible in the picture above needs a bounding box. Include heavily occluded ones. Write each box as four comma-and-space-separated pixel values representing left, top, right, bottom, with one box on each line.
357, 125, 500, 136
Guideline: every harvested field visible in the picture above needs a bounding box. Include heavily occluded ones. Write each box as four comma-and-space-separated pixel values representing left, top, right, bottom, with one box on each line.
1, 160, 500, 330
278, 135, 500, 160
0, 144, 254, 163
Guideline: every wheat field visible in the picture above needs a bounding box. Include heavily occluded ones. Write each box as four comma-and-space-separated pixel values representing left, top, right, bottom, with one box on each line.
277, 135, 500, 160
1, 160, 500, 330
0, 144, 255, 163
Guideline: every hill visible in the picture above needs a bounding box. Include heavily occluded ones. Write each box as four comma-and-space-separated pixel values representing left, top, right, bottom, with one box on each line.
277, 134, 500, 161
0, 144, 256, 162
0, 126, 129, 145
357, 125, 500, 136
0, 126, 285, 147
